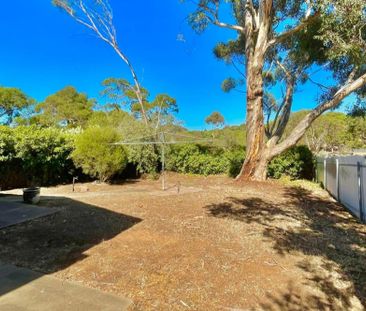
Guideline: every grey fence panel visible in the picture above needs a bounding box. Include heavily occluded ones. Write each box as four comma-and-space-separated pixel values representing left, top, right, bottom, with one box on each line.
316, 159, 325, 185
326, 159, 337, 199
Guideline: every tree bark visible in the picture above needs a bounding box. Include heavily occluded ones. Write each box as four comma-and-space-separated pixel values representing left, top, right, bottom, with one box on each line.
236, 54, 267, 181
236, 0, 271, 181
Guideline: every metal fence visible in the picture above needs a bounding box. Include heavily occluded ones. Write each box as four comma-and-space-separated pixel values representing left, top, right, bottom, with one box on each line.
316, 156, 366, 223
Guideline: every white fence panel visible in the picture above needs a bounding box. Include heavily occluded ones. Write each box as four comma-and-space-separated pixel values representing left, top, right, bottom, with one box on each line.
338, 162, 360, 218
326, 159, 337, 199
317, 155, 366, 223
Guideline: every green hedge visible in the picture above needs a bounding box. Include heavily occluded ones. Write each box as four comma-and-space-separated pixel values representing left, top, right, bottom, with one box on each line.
268, 145, 314, 180
166, 144, 245, 176
166, 143, 314, 180
0, 126, 76, 188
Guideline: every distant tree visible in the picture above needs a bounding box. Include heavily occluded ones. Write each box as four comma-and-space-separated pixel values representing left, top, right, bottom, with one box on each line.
0, 87, 34, 125
53, 0, 149, 125
205, 111, 225, 128
101, 78, 178, 130
36, 86, 94, 128
346, 117, 366, 149
71, 126, 127, 182
284, 111, 348, 153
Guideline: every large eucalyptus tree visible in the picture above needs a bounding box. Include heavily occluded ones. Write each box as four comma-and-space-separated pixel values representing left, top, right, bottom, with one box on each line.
189, 0, 366, 180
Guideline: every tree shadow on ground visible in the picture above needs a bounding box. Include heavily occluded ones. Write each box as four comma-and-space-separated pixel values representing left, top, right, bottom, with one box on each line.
0, 194, 142, 296
204, 187, 366, 310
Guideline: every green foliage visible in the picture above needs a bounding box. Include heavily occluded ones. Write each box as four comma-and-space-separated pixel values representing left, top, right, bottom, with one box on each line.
190, 124, 246, 148
14, 126, 75, 184
316, 0, 366, 65
101, 78, 149, 117
284, 111, 349, 152
36, 86, 94, 128
205, 111, 225, 128
0, 87, 34, 125
101, 78, 178, 123
0, 126, 15, 161
87, 109, 161, 174
166, 144, 245, 176
224, 146, 245, 177
0, 126, 75, 187
72, 127, 127, 182
268, 146, 314, 180
345, 116, 366, 148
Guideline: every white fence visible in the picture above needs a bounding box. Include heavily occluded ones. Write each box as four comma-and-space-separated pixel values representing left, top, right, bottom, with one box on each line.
316, 156, 366, 223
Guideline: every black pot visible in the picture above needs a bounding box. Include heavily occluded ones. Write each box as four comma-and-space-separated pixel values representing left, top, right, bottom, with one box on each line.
23, 187, 41, 204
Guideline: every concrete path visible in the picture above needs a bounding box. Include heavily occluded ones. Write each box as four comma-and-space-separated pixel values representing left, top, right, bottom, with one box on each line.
0, 264, 131, 311
0, 198, 57, 229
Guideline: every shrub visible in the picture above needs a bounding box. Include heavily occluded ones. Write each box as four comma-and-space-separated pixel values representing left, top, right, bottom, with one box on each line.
224, 146, 245, 177
72, 126, 127, 182
268, 145, 314, 180
0, 125, 76, 188
166, 144, 245, 176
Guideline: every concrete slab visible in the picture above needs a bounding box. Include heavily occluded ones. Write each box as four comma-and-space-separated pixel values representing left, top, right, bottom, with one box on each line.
0, 198, 57, 229
0, 264, 131, 311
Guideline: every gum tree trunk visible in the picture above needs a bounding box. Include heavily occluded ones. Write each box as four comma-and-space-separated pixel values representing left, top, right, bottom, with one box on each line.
236, 57, 267, 181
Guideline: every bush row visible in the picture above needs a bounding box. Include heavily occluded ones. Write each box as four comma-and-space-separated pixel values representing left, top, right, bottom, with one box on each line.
166, 144, 314, 180
0, 126, 314, 188
166, 144, 245, 177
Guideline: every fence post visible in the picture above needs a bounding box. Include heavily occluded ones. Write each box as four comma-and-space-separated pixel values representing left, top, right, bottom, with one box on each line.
357, 162, 364, 222
336, 158, 340, 200
324, 158, 327, 189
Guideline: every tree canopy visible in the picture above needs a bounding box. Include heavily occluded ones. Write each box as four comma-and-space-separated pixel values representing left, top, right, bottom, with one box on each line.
101, 77, 178, 129
205, 111, 225, 128
0, 87, 34, 125
35, 86, 94, 128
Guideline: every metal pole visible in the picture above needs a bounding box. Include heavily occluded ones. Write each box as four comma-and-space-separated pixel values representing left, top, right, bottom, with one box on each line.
161, 142, 165, 191
159, 132, 166, 191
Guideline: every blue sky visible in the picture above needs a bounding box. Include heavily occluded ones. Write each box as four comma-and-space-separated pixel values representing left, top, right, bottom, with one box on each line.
0, 0, 349, 129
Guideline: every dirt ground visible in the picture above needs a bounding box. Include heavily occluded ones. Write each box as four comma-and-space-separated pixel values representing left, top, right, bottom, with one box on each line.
0, 173, 365, 311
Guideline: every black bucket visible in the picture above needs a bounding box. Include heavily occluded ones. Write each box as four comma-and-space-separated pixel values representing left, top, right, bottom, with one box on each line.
23, 187, 41, 204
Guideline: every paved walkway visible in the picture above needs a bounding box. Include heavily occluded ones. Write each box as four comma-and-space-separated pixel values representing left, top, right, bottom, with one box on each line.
0, 197, 57, 229
0, 264, 131, 310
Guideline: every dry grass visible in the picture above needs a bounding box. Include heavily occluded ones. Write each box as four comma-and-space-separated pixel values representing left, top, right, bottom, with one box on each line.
0, 173, 365, 310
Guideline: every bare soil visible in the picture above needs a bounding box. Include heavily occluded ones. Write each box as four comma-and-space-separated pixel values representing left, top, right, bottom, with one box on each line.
0, 173, 365, 310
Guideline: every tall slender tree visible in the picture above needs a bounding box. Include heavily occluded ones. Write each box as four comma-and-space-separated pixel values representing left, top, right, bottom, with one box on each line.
188, 0, 366, 180
52, 0, 149, 125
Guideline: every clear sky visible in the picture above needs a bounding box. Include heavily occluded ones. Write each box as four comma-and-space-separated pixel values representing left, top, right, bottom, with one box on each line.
0, 0, 347, 129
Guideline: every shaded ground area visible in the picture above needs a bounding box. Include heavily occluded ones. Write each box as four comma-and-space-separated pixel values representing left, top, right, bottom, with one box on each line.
0, 196, 57, 229
0, 264, 131, 310
0, 174, 365, 310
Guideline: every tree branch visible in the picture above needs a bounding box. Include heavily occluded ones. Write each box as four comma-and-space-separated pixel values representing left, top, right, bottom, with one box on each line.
270, 71, 366, 157
54, 0, 149, 126
267, 13, 318, 47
